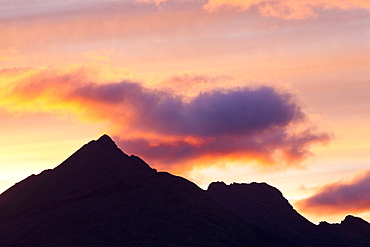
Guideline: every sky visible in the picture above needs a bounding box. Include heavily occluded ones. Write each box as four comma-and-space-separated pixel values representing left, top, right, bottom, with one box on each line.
0, 0, 369, 224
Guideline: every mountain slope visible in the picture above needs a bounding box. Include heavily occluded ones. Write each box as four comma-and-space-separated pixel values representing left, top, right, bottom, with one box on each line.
0, 135, 369, 247
206, 181, 370, 246
0, 135, 155, 222
207, 182, 317, 246
0, 135, 267, 247
317, 215, 370, 246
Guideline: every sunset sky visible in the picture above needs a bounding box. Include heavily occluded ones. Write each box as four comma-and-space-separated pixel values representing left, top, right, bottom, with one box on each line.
0, 0, 369, 224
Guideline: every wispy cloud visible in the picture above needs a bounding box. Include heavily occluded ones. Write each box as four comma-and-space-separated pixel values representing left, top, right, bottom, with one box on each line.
204, 0, 370, 19
137, 0, 370, 19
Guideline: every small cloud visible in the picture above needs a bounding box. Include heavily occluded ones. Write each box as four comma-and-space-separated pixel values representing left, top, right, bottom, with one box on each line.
0, 47, 21, 61
296, 170, 370, 216
82, 48, 114, 63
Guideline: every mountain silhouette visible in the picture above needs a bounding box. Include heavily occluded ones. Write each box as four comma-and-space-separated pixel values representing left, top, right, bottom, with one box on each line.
0, 135, 369, 246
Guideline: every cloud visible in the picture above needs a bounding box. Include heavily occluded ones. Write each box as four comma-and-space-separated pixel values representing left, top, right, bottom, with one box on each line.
206, 0, 370, 19
296, 170, 370, 215
144, 87, 303, 137
117, 128, 328, 172
0, 67, 329, 171
138, 0, 370, 19
0, 0, 214, 51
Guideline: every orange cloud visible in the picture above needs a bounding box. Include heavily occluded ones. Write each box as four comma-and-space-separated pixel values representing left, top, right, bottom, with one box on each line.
296, 170, 370, 216
0, 67, 329, 172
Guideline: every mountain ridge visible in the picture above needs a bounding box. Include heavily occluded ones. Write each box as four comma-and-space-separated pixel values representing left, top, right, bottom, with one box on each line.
0, 134, 369, 247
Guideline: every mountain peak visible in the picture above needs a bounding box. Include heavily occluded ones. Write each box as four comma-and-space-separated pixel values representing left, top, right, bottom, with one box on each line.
57, 134, 155, 175
207, 181, 227, 190
341, 215, 370, 227
95, 134, 117, 150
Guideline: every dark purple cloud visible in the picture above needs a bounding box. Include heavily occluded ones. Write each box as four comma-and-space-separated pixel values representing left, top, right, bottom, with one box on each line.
74, 82, 305, 137
68, 80, 329, 169
169, 88, 304, 136
297, 170, 370, 214
66, 81, 327, 169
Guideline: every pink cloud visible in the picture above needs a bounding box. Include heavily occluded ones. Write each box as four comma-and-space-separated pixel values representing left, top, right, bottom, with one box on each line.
297, 170, 370, 215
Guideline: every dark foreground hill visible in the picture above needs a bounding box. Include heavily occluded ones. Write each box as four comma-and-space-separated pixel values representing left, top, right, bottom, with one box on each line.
0, 135, 369, 247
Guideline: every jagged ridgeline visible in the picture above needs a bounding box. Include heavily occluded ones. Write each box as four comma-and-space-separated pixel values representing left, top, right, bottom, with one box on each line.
1, 135, 369, 247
